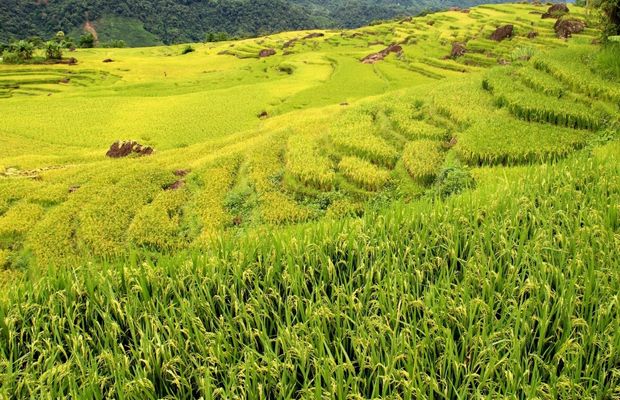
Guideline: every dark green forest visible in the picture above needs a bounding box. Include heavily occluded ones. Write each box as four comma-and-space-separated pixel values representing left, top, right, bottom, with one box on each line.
1, 0, 516, 45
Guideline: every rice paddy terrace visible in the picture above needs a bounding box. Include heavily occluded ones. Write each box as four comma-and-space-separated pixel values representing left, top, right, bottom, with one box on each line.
0, 3, 619, 398
0, 3, 614, 267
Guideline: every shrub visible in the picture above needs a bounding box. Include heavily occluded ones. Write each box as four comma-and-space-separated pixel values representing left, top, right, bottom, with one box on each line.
433, 166, 476, 198
11, 40, 34, 61
79, 33, 96, 48
45, 41, 63, 60
1, 50, 21, 64
181, 45, 195, 55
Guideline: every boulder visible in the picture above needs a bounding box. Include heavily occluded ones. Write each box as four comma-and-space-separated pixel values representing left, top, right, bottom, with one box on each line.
490, 25, 514, 41
106, 141, 154, 158
554, 18, 585, 38
450, 42, 467, 58
259, 49, 276, 58
542, 3, 569, 19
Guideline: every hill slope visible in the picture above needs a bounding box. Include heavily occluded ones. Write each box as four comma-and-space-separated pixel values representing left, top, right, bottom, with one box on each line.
3, 0, 519, 44
0, 3, 619, 398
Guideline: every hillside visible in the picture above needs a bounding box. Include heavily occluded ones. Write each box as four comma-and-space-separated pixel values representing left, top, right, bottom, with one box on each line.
0, 2, 619, 398
2, 0, 517, 45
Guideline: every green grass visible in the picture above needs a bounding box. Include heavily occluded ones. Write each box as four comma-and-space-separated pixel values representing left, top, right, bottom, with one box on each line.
0, 4, 619, 398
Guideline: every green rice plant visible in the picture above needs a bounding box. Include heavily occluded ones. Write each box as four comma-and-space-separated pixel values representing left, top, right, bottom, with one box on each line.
330, 110, 399, 168
484, 67, 606, 130
533, 53, 620, 104
2, 144, 619, 398
338, 156, 391, 191
456, 114, 591, 165
286, 134, 335, 191
515, 65, 566, 97
127, 188, 191, 251
402, 140, 444, 181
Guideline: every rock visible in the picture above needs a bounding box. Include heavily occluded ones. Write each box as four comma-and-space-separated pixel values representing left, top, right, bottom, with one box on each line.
450, 42, 467, 58
283, 39, 297, 48
554, 18, 585, 38
258, 111, 269, 119
527, 31, 539, 39
490, 25, 514, 41
106, 141, 154, 158
542, 3, 569, 19
103, 58, 114, 63
259, 48, 276, 58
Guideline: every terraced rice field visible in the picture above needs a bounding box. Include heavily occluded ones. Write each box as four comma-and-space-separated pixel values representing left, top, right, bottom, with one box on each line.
0, 4, 619, 398
1, 4, 612, 270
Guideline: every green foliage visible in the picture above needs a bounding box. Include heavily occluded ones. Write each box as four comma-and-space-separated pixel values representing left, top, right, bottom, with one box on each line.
1, 151, 619, 398
432, 165, 475, 198
181, 44, 195, 55
79, 33, 95, 48
596, 42, 620, 80
44, 41, 63, 60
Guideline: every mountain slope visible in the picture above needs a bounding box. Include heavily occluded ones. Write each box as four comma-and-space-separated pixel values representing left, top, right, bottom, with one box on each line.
2, 0, 518, 45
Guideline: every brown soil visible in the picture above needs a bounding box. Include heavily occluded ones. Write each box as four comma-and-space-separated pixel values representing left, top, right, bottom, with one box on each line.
259, 49, 276, 58
165, 180, 185, 191
106, 141, 154, 158
83, 21, 99, 42
361, 44, 403, 64
554, 18, 585, 38
174, 169, 190, 177
490, 25, 514, 41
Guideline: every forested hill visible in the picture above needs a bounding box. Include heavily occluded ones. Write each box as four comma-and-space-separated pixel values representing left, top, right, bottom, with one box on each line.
1, 0, 517, 46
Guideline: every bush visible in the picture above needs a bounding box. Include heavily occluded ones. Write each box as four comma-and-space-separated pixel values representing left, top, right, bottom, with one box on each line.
79, 33, 96, 48
433, 166, 475, 198
44, 41, 63, 60
100, 40, 127, 48
11, 40, 34, 61
181, 44, 195, 54
1, 51, 21, 64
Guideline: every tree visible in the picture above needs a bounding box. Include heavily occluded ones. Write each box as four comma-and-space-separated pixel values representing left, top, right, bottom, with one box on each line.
12, 40, 34, 60
590, 0, 620, 39
79, 33, 95, 48
45, 41, 63, 60
54, 31, 66, 43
